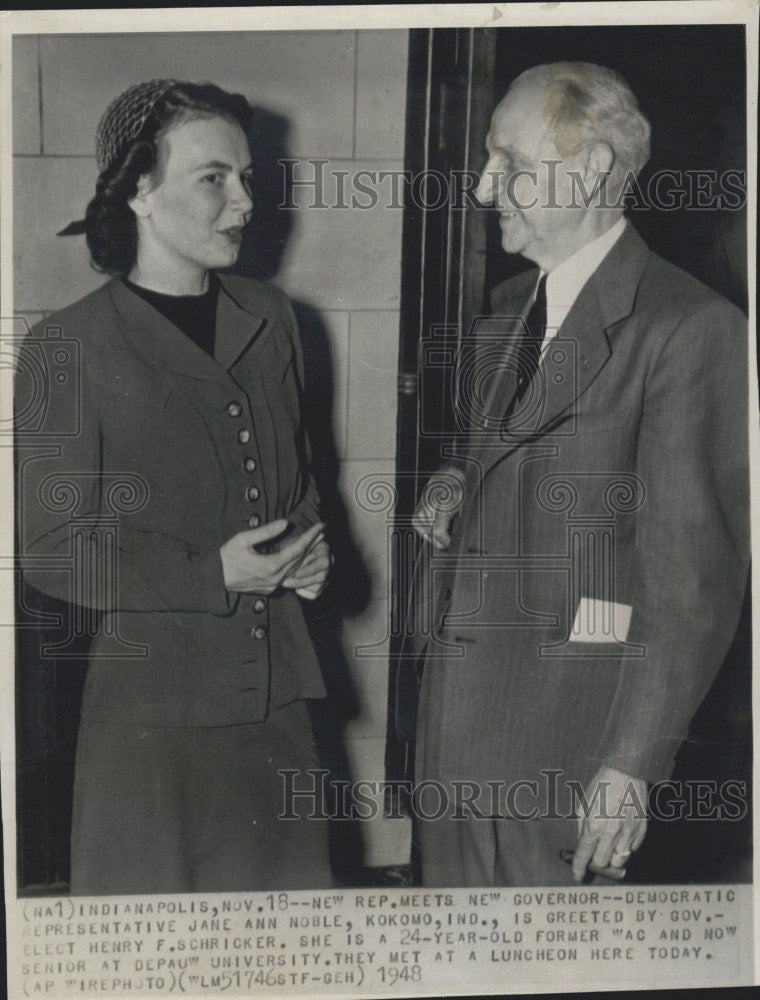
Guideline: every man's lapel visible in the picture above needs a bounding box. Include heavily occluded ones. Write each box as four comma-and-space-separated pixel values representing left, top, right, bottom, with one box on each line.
472, 268, 537, 432
476, 224, 651, 472
536, 224, 649, 433
530, 277, 611, 435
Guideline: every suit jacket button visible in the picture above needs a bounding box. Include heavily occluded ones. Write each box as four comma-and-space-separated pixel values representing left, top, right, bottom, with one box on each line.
247, 513, 261, 528
243, 457, 257, 473
237, 428, 251, 444
227, 401, 243, 417
252, 598, 266, 613
252, 625, 268, 640
246, 485, 260, 502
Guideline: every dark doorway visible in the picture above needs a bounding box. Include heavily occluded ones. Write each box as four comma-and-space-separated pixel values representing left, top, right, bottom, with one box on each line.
485, 25, 747, 311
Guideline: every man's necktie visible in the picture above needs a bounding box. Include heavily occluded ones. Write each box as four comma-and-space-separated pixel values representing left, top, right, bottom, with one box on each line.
504, 272, 547, 421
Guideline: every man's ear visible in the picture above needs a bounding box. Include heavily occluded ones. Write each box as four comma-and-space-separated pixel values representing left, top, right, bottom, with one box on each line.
583, 141, 615, 183
127, 174, 153, 218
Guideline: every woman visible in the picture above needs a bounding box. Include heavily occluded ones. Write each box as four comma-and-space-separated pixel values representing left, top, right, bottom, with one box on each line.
18, 79, 333, 894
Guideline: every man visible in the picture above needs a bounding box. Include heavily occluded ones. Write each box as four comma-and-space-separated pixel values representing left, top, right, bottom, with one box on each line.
411, 62, 749, 886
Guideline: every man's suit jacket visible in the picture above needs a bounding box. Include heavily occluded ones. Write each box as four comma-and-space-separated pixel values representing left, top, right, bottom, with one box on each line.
16, 274, 326, 727
415, 224, 749, 792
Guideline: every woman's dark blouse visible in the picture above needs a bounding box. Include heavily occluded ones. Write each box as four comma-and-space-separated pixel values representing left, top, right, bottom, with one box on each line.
122, 273, 219, 356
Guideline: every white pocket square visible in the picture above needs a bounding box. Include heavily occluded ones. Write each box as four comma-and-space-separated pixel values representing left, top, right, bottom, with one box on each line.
569, 598, 632, 643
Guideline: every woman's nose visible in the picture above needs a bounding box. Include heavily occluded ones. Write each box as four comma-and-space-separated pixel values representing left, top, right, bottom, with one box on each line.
231, 178, 254, 216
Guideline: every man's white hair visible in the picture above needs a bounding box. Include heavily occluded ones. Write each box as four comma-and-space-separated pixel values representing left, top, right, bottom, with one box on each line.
511, 62, 651, 178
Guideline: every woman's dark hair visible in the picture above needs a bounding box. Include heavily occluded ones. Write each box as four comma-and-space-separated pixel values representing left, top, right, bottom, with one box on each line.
84, 82, 253, 276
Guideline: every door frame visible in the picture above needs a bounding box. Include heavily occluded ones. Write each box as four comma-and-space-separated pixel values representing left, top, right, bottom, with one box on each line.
386, 26, 496, 783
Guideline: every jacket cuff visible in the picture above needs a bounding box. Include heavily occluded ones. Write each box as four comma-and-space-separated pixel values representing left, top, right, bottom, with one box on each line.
592, 737, 683, 786
186, 541, 240, 616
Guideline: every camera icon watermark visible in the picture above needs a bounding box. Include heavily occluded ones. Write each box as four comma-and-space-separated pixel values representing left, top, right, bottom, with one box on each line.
418, 317, 579, 442
1, 316, 82, 438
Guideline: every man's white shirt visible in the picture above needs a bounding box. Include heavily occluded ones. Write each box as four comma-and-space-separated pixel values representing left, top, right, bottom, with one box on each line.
534, 214, 628, 356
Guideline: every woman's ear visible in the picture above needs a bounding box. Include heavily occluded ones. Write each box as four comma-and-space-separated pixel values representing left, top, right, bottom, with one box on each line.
127, 174, 153, 218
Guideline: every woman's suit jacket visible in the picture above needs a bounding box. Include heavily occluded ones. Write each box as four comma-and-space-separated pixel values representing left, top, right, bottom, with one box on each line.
17, 274, 326, 726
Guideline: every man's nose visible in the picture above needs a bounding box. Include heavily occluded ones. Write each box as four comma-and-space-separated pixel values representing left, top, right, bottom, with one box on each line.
475, 160, 497, 206
475, 156, 507, 207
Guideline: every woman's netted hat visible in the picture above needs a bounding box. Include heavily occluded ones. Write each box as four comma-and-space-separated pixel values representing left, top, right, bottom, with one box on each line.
58, 78, 178, 235
95, 78, 178, 173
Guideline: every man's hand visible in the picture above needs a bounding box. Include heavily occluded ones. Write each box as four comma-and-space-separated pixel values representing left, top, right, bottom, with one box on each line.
220, 519, 325, 594
411, 467, 466, 551
282, 537, 332, 600
572, 765, 648, 882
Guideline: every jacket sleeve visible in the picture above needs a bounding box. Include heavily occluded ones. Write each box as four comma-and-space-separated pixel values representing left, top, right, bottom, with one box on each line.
16, 333, 235, 616
593, 297, 750, 783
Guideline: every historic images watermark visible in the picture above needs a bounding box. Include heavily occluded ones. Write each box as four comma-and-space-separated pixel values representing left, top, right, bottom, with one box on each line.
278, 159, 747, 212
279, 770, 749, 823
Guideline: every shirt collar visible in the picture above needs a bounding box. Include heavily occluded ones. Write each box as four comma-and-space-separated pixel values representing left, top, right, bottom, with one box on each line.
544, 216, 628, 320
